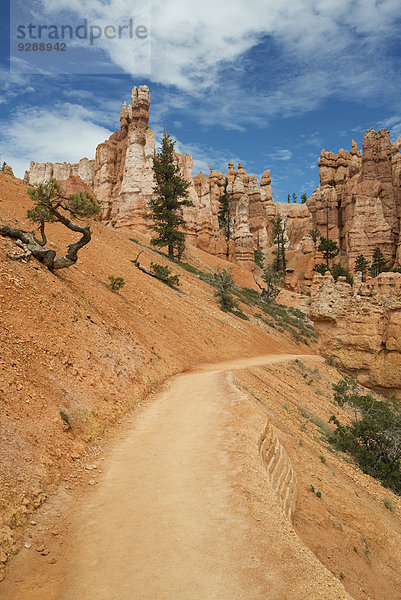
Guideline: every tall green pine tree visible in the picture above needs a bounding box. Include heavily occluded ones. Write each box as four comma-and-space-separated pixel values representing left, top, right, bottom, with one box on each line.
318, 236, 339, 269
150, 132, 192, 261
354, 254, 370, 281
273, 216, 286, 276
218, 178, 231, 241
370, 247, 386, 278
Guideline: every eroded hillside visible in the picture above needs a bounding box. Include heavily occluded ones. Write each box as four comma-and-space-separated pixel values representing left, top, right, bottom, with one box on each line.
0, 172, 306, 569
1, 173, 401, 600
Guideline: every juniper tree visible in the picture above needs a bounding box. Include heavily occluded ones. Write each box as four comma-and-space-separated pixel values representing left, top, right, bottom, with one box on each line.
254, 267, 281, 303
0, 178, 100, 270
370, 247, 386, 278
150, 132, 192, 261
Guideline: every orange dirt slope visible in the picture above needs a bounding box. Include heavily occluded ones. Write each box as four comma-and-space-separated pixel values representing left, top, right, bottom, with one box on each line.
0, 172, 302, 569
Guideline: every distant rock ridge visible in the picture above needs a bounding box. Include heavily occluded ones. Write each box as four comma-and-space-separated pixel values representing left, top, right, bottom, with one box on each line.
23, 85, 312, 271
25, 157, 94, 188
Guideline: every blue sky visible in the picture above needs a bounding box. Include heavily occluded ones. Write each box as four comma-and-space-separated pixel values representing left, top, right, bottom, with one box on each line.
1, 0, 401, 202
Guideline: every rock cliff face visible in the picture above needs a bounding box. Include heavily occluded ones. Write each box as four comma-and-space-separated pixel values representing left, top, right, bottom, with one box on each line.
25, 158, 94, 187
307, 128, 401, 270
309, 271, 401, 397
23, 85, 313, 271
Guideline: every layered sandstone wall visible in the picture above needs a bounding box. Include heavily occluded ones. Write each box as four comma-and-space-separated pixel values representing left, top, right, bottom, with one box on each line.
309, 271, 401, 397
307, 129, 401, 271
25, 158, 94, 188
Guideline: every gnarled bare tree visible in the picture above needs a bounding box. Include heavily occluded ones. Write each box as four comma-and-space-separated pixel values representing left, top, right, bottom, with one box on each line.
254, 268, 281, 304
0, 179, 100, 271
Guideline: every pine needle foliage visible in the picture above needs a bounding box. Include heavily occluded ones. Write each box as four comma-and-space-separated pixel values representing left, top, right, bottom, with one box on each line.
150, 132, 192, 261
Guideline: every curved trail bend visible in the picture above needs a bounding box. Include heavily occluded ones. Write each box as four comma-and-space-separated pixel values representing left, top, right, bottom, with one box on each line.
2, 353, 352, 600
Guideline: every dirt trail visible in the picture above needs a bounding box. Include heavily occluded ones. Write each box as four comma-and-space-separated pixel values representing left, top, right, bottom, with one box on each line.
1, 354, 352, 600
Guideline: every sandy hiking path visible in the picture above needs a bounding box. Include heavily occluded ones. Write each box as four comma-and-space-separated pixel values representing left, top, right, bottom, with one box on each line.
1, 353, 352, 600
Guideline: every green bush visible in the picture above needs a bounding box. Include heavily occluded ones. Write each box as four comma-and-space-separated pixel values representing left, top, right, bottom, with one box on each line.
329, 378, 401, 494
331, 263, 353, 285
254, 248, 264, 269
107, 276, 125, 291
150, 262, 180, 287
211, 268, 239, 312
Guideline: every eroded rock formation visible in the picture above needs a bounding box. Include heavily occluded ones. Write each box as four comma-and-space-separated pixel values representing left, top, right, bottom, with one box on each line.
309, 270, 401, 397
23, 85, 313, 271
2, 164, 14, 177
307, 128, 401, 270
25, 158, 94, 187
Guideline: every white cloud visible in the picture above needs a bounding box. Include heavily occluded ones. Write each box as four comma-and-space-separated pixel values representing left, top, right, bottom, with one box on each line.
0, 104, 112, 178
276, 149, 292, 161
378, 117, 401, 139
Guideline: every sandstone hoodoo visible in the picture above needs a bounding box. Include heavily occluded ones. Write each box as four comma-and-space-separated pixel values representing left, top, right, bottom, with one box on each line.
307, 128, 401, 271
22, 89, 401, 281
23, 85, 313, 272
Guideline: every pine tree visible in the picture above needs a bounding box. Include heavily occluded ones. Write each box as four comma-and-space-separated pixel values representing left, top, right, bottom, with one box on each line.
354, 254, 370, 281
218, 178, 231, 241
254, 248, 264, 269
292, 193, 297, 203
309, 227, 319, 248
287, 193, 291, 204
301, 193, 308, 204
212, 268, 238, 312
150, 132, 192, 261
273, 216, 286, 276
370, 247, 386, 278
318, 236, 339, 269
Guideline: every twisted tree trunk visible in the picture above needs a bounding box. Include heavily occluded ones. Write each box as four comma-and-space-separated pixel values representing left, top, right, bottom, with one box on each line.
0, 213, 92, 271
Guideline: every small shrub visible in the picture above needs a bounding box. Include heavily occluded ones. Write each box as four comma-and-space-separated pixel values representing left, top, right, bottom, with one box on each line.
107, 276, 125, 291
331, 263, 353, 285
231, 309, 250, 321
310, 484, 315, 493
150, 262, 180, 287
339, 572, 345, 581
211, 268, 239, 312
60, 410, 71, 428
313, 262, 329, 276
316, 491, 322, 498
360, 536, 371, 558
329, 378, 401, 494
325, 356, 337, 367
319, 455, 326, 464
383, 497, 395, 512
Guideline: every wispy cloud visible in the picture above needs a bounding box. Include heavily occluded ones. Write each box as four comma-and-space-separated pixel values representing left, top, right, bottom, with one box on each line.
11, 0, 400, 130
0, 104, 112, 177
